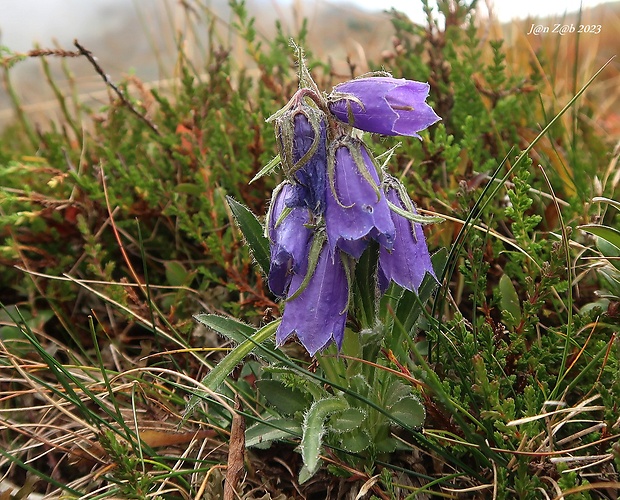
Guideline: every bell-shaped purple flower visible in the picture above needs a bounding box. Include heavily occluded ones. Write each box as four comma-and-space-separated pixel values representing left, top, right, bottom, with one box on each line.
274, 89, 328, 214
325, 136, 395, 259
267, 182, 312, 297
378, 178, 436, 293
328, 77, 441, 138
276, 238, 349, 356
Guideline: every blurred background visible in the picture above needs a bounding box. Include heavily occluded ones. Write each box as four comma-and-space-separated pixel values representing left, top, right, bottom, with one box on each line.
1, 0, 618, 130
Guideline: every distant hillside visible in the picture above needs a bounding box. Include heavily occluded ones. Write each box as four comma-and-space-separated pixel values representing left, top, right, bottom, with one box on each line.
0, 0, 398, 128
0, 0, 617, 130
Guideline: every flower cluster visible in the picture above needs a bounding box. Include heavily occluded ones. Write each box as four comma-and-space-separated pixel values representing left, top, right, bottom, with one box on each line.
266, 72, 440, 356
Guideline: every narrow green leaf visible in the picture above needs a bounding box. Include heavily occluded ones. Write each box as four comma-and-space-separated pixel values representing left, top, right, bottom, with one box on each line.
579, 224, 620, 251
298, 465, 315, 485
354, 241, 379, 329
250, 154, 281, 183
499, 274, 522, 326
194, 314, 280, 363
174, 183, 203, 195
300, 397, 349, 481
597, 237, 620, 259
256, 379, 311, 415
182, 319, 280, 420
226, 196, 270, 275
598, 267, 620, 295
387, 200, 444, 224
201, 319, 279, 391
245, 418, 301, 448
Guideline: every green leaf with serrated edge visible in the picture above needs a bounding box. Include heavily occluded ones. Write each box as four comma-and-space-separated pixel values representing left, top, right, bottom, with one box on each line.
182, 319, 280, 423
226, 196, 270, 275
499, 274, 522, 326
256, 380, 310, 415
250, 154, 281, 183
329, 408, 366, 433
339, 428, 371, 453
383, 381, 413, 408
245, 418, 301, 448
389, 396, 425, 429
193, 314, 279, 363
301, 397, 349, 480
346, 374, 372, 400
375, 436, 399, 453
579, 224, 620, 252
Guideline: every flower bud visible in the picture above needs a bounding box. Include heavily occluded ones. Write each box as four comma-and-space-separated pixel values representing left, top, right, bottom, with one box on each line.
274, 89, 328, 213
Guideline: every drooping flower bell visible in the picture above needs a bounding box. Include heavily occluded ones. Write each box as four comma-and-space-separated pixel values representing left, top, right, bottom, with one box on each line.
328, 76, 441, 138
267, 182, 313, 298
325, 135, 395, 259
276, 235, 350, 356
273, 89, 328, 214
378, 176, 436, 293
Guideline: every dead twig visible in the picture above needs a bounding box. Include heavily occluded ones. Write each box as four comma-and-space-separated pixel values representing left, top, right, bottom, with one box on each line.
224, 397, 246, 500
73, 39, 161, 136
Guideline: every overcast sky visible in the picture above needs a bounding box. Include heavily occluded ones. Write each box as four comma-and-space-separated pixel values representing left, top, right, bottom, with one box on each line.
342, 0, 608, 22
0, 0, 611, 52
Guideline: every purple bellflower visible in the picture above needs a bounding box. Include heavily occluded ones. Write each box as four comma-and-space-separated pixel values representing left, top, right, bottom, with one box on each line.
274, 89, 328, 214
325, 135, 395, 259
328, 76, 441, 138
276, 237, 349, 356
378, 177, 436, 293
267, 182, 312, 298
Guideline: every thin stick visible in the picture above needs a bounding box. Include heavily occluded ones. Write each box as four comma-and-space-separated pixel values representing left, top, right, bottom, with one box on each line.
73, 39, 161, 136
223, 397, 246, 500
